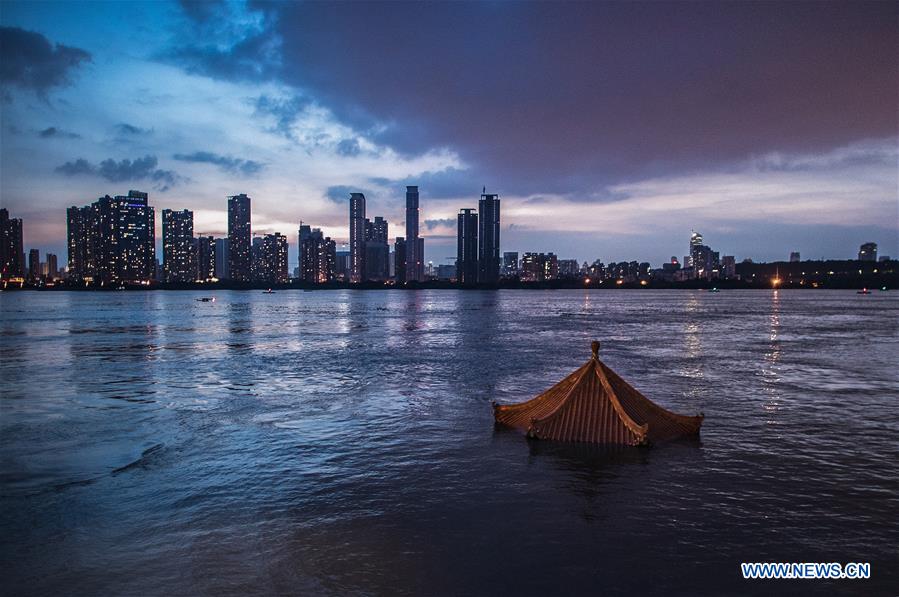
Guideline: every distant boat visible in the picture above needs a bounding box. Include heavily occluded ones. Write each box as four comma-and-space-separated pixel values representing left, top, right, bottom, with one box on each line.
857, 288, 872, 295
196, 297, 215, 302
262, 289, 275, 294
880, 287, 889, 292
708, 287, 720, 293
116, 286, 125, 291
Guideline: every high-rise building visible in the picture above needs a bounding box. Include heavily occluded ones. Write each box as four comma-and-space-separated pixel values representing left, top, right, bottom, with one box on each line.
858, 242, 877, 262
298, 223, 313, 275
478, 189, 500, 283
502, 252, 519, 278
0, 208, 25, 279
404, 185, 425, 283
558, 259, 580, 278
349, 192, 366, 283
335, 249, 350, 280
46, 253, 58, 281
162, 209, 195, 282
688, 230, 720, 280
722, 255, 736, 279
196, 235, 216, 281
521, 253, 558, 282
228, 194, 251, 281
250, 236, 264, 281
364, 216, 389, 281
789, 251, 801, 263
214, 237, 229, 280
394, 237, 406, 284
258, 233, 288, 284
456, 208, 478, 285
436, 263, 456, 281
66, 205, 98, 281
28, 248, 40, 280
300, 227, 336, 284
93, 191, 156, 283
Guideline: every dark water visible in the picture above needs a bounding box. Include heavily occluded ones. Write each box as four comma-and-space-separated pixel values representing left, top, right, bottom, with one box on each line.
1, 290, 897, 596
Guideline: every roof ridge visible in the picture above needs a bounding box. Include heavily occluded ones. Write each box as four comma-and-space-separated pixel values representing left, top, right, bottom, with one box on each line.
593, 359, 649, 443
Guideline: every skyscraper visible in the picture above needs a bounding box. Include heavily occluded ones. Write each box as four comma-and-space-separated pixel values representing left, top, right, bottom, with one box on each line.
502, 252, 519, 278
789, 251, 801, 263
0, 208, 25, 279
404, 186, 425, 282
259, 233, 289, 284
28, 248, 40, 281
46, 253, 58, 280
478, 189, 500, 283
364, 215, 389, 281
858, 242, 877, 262
228, 194, 251, 281
394, 237, 406, 284
93, 191, 156, 283
456, 208, 478, 285
349, 192, 366, 283
196, 235, 216, 281
298, 222, 313, 276
66, 205, 98, 281
214, 237, 229, 280
162, 209, 195, 282
300, 227, 336, 284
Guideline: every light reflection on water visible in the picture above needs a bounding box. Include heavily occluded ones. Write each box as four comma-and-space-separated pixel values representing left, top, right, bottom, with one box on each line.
1, 289, 897, 596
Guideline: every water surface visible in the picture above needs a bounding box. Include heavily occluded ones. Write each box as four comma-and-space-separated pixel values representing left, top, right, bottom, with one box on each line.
1, 290, 897, 595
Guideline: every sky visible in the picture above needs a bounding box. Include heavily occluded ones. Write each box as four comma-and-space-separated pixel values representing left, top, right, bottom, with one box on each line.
1, 0, 896, 268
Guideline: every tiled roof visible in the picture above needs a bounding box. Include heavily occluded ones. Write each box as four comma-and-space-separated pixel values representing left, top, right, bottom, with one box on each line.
494, 341, 703, 446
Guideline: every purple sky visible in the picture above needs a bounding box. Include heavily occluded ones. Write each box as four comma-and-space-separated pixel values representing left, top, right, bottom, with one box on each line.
1, 1, 896, 267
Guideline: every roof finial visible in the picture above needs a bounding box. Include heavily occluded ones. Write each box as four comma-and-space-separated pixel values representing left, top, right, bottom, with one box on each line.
591, 340, 600, 359
483, 185, 486, 194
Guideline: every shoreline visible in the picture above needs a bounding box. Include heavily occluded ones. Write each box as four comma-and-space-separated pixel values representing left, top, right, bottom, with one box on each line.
2, 279, 894, 292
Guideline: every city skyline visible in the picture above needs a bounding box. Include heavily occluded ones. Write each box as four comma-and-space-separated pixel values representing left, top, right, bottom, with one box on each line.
0, 188, 894, 287
0, 2, 896, 266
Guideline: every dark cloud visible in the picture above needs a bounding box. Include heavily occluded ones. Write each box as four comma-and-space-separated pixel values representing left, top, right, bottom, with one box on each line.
424, 218, 455, 231
173, 151, 264, 175
55, 155, 181, 190
325, 185, 370, 204
0, 27, 91, 93
370, 167, 478, 200
165, 2, 281, 81
335, 138, 362, 157
55, 158, 94, 176
114, 123, 152, 136
178, 0, 227, 23
39, 126, 81, 139
270, 2, 897, 193
253, 93, 312, 140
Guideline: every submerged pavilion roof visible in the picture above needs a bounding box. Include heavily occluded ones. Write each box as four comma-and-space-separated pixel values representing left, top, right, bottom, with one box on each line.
494, 341, 703, 446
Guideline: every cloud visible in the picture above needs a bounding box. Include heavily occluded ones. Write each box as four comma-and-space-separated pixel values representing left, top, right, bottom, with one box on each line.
335, 138, 362, 156
369, 167, 474, 199
164, 1, 281, 81
0, 27, 91, 93
253, 93, 313, 140
268, 2, 897, 194
178, 0, 227, 23
424, 218, 455, 230
55, 158, 94, 176
751, 138, 898, 172
325, 185, 369, 204
173, 151, 264, 175
55, 155, 182, 190
114, 123, 152, 137
38, 126, 81, 139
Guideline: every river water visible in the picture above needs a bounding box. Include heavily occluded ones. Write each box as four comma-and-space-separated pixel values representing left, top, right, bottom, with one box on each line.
1, 289, 897, 596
